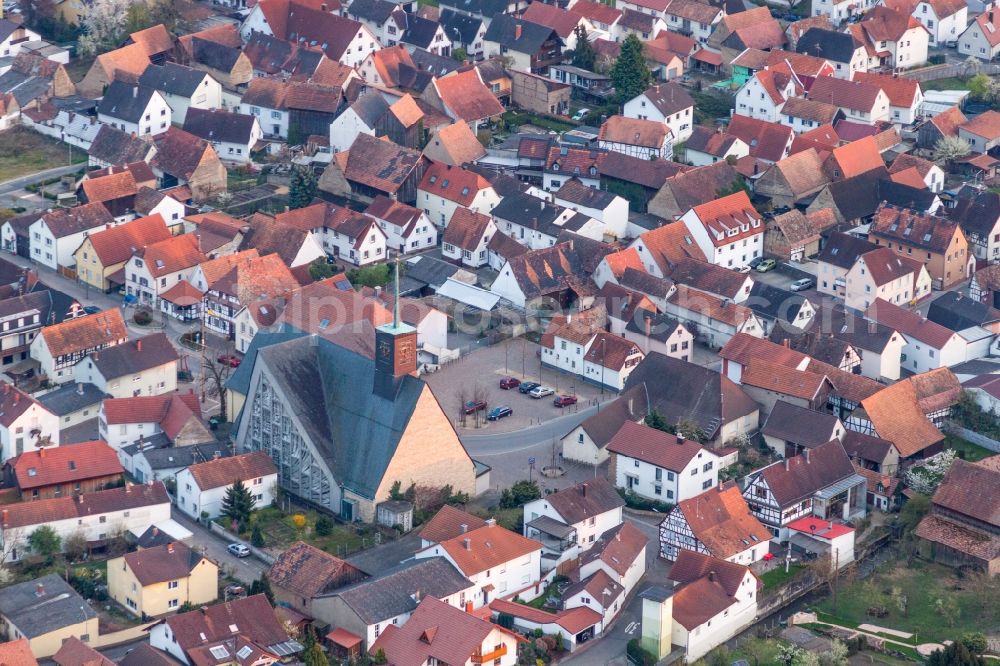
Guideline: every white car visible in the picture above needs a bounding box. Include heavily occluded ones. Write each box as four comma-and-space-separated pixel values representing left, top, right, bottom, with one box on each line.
227, 542, 251, 558
529, 385, 555, 399
572, 108, 590, 121
790, 277, 814, 292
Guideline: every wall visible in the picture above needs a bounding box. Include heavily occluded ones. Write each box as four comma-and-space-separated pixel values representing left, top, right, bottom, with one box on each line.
175, 471, 277, 520
510, 70, 570, 115
942, 423, 1000, 453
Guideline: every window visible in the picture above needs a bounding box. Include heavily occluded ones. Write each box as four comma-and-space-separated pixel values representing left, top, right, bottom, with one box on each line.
168, 599, 179, 609
168, 580, 178, 589
702, 479, 714, 490
703, 461, 713, 472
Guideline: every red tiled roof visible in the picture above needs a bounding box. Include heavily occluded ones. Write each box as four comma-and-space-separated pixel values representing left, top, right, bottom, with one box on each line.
568, 0, 621, 25
741, 359, 829, 400
186, 451, 277, 491
40, 309, 127, 359
961, 110, 1000, 141
124, 541, 209, 586
852, 71, 920, 108
674, 485, 772, 559
858, 373, 945, 457
11, 440, 122, 491
599, 115, 671, 148
139, 234, 208, 278
443, 208, 494, 251
433, 69, 504, 122
727, 115, 792, 162
825, 135, 884, 179
432, 522, 541, 576
0, 638, 38, 666
606, 421, 706, 471
87, 214, 171, 267
419, 163, 492, 206
0, 482, 169, 529
688, 190, 762, 246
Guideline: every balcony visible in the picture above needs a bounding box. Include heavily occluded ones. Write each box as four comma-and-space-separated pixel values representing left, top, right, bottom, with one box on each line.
472, 645, 508, 664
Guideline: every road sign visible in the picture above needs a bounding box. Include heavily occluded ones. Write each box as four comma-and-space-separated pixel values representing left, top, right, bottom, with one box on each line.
528, 457, 536, 465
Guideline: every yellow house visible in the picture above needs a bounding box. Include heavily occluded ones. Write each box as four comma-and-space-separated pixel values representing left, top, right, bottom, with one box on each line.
108, 542, 218, 618
0, 574, 99, 659
73, 214, 172, 293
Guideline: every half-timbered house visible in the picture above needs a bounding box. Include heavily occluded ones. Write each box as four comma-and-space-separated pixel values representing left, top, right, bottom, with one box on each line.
659, 484, 772, 565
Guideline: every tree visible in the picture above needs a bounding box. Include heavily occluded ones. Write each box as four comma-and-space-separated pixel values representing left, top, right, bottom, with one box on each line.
78, 0, 130, 55
388, 480, 404, 500
292, 513, 307, 530
201, 343, 232, 422
777, 643, 803, 666
289, 165, 318, 210
962, 632, 988, 656
452, 47, 468, 62
249, 576, 274, 602
610, 34, 652, 103
927, 642, 986, 666
308, 258, 338, 281
346, 263, 391, 288
890, 586, 908, 617
27, 525, 60, 562
303, 642, 329, 666
499, 480, 541, 509
820, 640, 849, 666
221, 480, 257, 527
63, 529, 88, 562
933, 135, 972, 164
897, 492, 931, 534
250, 524, 265, 547
934, 594, 960, 627
644, 408, 670, 432
969, 73, 992, 100
570, 25, 596, 71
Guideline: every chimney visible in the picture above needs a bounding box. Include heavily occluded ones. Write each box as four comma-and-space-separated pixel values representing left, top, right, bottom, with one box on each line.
77, 494, 84, 504
783, 339, 790, 348
708, 571, 716, 582
581, 483, 588, 497
152, 526, 159, 536
644, 314, 651, 337
125, 482, 132, 494
460, 523, 468, 533
805, 448, 811, 464
515, 24, 522, 40
485, 518, 496, 527
2, 509, 7, 528
677, 434, 685, 445
828, 520, 834, 530
784, 457, 790, 471
463, 538, 472, 550
35, 583, 44, 597
167, 542, 174, 554
413, 589, 421, 602
213, 450, 221, 459
132, 86, 138, 98
39, 447, 45, 458
466, 601, 473, 613
136, 339, 142, 352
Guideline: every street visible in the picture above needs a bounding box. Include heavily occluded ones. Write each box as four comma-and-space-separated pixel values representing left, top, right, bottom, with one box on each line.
171, 511, 269, 585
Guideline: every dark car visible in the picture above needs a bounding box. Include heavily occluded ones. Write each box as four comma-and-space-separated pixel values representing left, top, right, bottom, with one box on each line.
217, 354, 242, 368
82, 305, 102, 315
463, 400, 487, 414
518, 381, 541, 394
553, 395, 578, 407
499, 376, 521, 390
487, 406, 513, 421
747, 256, 765, 269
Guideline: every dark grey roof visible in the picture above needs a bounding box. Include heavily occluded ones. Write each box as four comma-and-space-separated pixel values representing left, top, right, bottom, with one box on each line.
440, 9, 485, 44
951, 190, 1000, 240
806, 302, 896, 353
183, 108, 259, 145
817, 167, 889, 222
766, 328, 853, 367
31, 281, 80, 324
97, 81, 159, 123
254, 335, 442, 499
324, 557, 471, 624
484, 15, 559, 54
555, 180, 618, 209
88, 333, 178, 380
840, 429, 895, 464
139, 442, 232, 470
138, 62, 209, 97
545, 477, 623, 525
88, 125, 154, 166
0, 69, 52, 106
350, 90, 391, 127
878, 180, 938, 212
0, 574, 96, 639
191, 37, 242, 71
491, 191, 567, 229
119, 433, 172, 458
403, 255, 461, 290
624, 309, 683, 343
816, 232, 878, 270
927, 292, 1000, 331
0, 18, 19, 43
440, 0, 512, 19
762, 400, 841, 447
619, 267, 672, 299
36, 382, 106, 417
467, 164, 530, 197
226, 330, 307, 398
401, 14, 441, 49
409, 47, 462, 76
796, 27, 859, 63
746, 282, 808, 324
347, 0, 399, 24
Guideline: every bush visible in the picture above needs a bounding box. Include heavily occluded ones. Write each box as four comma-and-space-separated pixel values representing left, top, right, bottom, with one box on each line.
133, 309, 152, 325
627, 639, 657, 666
499, 480, 541, 509
250, 525, 265, 547
315, 516, 333, 536
962, 632, 988, 655
496, 612, 514, 629
616, 487, 674, 513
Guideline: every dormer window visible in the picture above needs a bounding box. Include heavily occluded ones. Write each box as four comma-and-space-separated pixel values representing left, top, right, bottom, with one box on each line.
429, 175, 437, 184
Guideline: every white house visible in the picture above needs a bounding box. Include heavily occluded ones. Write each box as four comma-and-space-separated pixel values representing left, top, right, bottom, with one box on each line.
578, 520, 647, 599
96, 81, 172, 137
853, 7, 929, 69
239, 3, 380, 68
658, 485, 773, 564
240, 77, 291, 140
623, 310, 695, 360
844, 247, 931, 312
561, 569, 625, 632
72, 334, 179, 399
0, 483, 171, 563
30, 308, 128, 385
416, 519, 543, 606
597, 116, 673, 160
606, 422, 719, 504
28, 203, 115, 272
183, 108, 263, 165
735, 67, 801, 123
522, 477, 624, 567
668, 550, 760, 663
623, 81, 695, 143
787, 516, 856, 570
124, 234, 206, 307
364, 196, 437, 255
0, 20, 40, 58
959, 9, 1000, 60
909, 0, 966, 47
552, 180, 629, 238
327, 90, 386, 152
853, 71, 923, 125
864, 298, 975, 373
138, 62, 223, 125
0, 384, 60, 463
441, 208, 496, 268
324, 210, 388, 266
662, 0, 721, 44
417, 163, 500, 229
679, 191, 764, 270
99, 393, 211, 455
174, 451, 278, 520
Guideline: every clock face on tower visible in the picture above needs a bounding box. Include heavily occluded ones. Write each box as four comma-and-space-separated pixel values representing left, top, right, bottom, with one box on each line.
378, 339, 392, 361
398, 338, 415, 366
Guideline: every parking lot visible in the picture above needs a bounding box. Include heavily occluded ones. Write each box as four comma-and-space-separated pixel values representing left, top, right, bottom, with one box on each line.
424, 339, 611, 433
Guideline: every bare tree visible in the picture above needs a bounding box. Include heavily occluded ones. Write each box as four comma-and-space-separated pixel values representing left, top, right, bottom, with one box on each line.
202, 343, 233, 423
0, 527, 25, 583
457, 385, 469, 427
472, 383, 488, 428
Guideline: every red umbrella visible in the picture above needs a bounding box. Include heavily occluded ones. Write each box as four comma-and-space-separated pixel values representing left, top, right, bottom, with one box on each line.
763, 552, 774, 561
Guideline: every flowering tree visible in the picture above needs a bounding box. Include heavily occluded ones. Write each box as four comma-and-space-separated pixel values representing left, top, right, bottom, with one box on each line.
903, 449, 956, 494
78, 0, 131, 55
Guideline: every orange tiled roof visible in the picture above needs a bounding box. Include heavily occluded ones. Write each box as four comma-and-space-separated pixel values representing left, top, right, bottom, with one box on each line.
87, 214, 171, 266
40, 308, 127, 358
435, 522, 541, 576
433, 69, 504, 122
140, 234, 208, 278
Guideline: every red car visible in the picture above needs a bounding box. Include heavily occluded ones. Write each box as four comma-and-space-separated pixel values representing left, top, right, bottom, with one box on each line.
217, 354, 242, 368
463, 400, 487, 414
499, 376, 521, 390
553, 395, 578, 408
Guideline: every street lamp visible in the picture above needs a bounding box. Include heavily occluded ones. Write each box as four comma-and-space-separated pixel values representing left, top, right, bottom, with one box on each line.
600, 337, 606, 398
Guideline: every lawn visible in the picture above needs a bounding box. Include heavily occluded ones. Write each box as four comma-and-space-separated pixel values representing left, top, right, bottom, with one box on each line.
815, 559, 1000, 643
944, 434, 994, 462
920, 76, 971, 91
246, 506, 372, 558
501, 110, 576, 133
0, 127, 87, 183
760, 564, 804, 589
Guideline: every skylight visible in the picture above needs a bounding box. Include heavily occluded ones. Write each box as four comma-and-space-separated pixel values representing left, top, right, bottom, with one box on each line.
236, 646, 253, 660
209, 646, 230, 659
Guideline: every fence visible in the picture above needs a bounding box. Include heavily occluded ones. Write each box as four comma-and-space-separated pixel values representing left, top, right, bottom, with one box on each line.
89, 622, 157, 649
902, 61, 1000, 82
209, 520, 276, 565
943, 422, 1000, 453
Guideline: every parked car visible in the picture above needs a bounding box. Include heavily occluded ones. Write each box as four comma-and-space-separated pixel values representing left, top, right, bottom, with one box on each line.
500, 376, 521, 390
572, 108, 590, 121
463, 400, 487, 414
553, 395, 577, 407
790, 277, 814, 292
227, 543, 251, 558
487, 406, 513, 421
529, 385, 555, 399
518, 381, 541, 394
747, 256, 765, 270
756, 258, 777, 273
82, 305, 102, 315
217, 354, 241, 367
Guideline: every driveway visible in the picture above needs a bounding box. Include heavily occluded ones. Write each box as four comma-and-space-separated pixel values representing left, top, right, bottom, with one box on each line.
171, 512, 269, 584
425, 339, 612, 435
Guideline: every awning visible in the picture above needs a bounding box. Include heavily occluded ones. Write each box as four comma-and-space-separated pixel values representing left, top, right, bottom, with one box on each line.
692, 48, 722, 66
526, 515, 576, 540
813, 473, 867, 500
436, 277, 501, 310
326, 628, 362, 649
